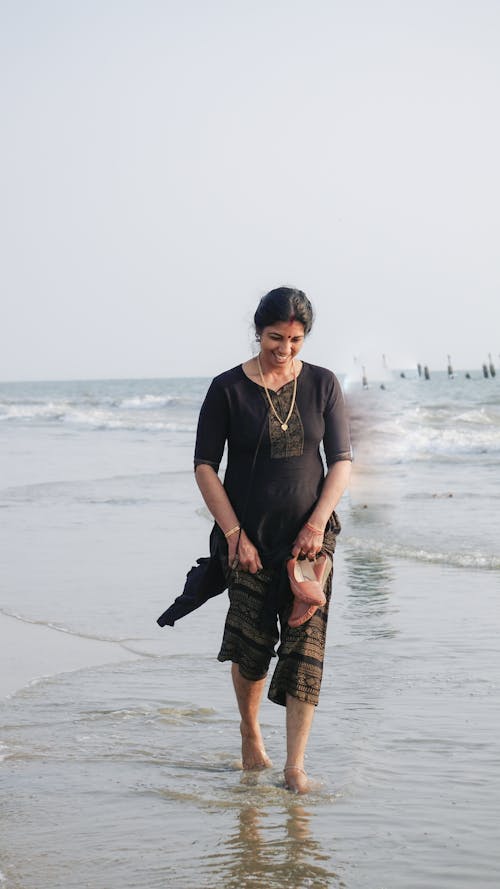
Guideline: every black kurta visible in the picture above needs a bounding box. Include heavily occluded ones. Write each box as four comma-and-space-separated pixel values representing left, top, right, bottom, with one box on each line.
194, 362, 351, 568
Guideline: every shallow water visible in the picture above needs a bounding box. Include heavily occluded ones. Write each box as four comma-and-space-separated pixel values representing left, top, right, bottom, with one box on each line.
1, 553, 499, 888
1, 373, 500, 887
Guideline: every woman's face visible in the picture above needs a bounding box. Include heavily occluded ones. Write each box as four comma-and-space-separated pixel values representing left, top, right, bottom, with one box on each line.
259, 320, 306, 369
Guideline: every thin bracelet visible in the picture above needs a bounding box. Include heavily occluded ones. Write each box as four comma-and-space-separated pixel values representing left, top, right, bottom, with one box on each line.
305, 521, 324, 535
224, 524, 241, 539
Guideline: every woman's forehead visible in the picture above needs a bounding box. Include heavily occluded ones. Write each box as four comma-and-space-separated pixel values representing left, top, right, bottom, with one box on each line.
263, 320, 305, 336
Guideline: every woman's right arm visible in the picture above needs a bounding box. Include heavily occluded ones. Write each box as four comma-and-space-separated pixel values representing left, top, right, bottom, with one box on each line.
195, 465, 262, 573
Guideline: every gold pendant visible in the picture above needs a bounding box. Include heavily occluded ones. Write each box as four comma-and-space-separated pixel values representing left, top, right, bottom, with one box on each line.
281, 423, 288, 431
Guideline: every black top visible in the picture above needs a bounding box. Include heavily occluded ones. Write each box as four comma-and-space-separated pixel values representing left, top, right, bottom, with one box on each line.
194, 362, 352, 568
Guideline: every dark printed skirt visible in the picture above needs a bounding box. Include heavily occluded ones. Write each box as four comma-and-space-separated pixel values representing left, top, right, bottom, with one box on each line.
217, 561, 333, 707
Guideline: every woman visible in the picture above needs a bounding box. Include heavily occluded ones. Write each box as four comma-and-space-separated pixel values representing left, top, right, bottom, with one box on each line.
194, 287, 351, 793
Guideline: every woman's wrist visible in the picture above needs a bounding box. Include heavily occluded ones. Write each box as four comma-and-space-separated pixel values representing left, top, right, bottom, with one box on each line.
306, 511, 328, 532
305, 520, 324, 535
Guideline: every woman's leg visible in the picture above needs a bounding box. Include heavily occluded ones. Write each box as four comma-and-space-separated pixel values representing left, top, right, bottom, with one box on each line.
231, 663, 272, 769
284, 693, 315, 792
268, 565, 334, 792
218, 567, 279, 768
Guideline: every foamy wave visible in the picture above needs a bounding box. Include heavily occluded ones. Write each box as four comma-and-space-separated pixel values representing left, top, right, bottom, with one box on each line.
363, 420, 500, 460
350, 394, 500, 460
345, 536, 500, 570
455, 408, 498, 425
0, 401, 67, 422
0, 745, 10, 764
396, 428, 500, 458
63, 409, 196, 433
0, 401, 196, 433
120, 394, 182, 409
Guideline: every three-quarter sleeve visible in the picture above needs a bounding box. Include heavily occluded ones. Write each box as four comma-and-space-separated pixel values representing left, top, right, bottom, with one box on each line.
194, 378, 229, 472
323, 374, 352, 465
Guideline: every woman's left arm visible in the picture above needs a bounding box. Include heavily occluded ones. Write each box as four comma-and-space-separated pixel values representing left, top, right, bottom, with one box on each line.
308, 459, 351, 529
292, 372, 352, 559
291, 460, 351, 558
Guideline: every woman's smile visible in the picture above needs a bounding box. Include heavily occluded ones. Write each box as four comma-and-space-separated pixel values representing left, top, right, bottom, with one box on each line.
259, 320, 305, 373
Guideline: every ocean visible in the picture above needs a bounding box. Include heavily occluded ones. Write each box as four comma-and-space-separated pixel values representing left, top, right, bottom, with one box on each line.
1, 369, 499, 888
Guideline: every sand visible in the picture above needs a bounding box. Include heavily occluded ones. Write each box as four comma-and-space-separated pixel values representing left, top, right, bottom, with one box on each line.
0, 612, 137, 699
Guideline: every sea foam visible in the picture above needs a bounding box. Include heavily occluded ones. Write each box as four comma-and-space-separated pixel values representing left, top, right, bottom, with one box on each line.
345, 536, 500, 571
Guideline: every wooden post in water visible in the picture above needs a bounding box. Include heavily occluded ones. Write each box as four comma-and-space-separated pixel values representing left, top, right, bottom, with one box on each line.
417, 363, 422, 377
424, 365, 430, 380
488, 353, 496, 377
362, 366, 368, 389
483, 363, 489, 378
447, 355, 454, 379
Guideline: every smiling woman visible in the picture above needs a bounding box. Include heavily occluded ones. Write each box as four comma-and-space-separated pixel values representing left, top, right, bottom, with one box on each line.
190, 286, 352, 793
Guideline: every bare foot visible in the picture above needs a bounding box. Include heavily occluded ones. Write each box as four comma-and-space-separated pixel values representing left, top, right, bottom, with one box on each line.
240, 721, 272, 770
284, 765, 310, 794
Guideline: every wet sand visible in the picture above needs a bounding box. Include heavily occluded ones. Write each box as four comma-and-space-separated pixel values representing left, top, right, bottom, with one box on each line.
0, 612, 137, 699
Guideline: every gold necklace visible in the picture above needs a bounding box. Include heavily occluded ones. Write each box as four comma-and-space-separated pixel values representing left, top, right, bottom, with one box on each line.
257, 355, 297, 431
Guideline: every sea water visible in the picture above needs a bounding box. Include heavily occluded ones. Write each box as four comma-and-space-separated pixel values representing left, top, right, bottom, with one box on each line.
0, 370, 499, 888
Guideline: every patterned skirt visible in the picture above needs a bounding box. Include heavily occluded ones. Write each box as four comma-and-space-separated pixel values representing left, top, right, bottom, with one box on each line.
217, 555, 334, 708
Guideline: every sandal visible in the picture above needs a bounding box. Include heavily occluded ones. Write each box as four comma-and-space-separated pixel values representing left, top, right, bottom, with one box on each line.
286, 555, 327, 605
287, 553, 332, 627
288, 601, 318, 628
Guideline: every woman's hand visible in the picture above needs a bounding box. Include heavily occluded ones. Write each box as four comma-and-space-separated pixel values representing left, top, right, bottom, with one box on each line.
194, 466, 262, 573
228, 529, 263, 574
291, 523, 325, 560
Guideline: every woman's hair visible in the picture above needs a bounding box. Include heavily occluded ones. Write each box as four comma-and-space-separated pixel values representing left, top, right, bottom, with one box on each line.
254, 287, 314, 335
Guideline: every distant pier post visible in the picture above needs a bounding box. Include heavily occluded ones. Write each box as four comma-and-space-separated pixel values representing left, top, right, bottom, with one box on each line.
488, 353, 496, 377
417, 363, 422, 377
362, 366, 368, 389
447, 355, 454, 379
483, 363, 489, 378
424, 365, 430, 380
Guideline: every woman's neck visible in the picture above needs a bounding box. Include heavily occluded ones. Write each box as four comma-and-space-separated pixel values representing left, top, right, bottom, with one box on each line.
258, 354, 294, 379
241, 356, 303, 389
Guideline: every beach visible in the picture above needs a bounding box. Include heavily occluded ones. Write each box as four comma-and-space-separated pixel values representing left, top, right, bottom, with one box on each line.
1, 373, 499, 888
0, 612, 138, 700
1, 552, 498, 889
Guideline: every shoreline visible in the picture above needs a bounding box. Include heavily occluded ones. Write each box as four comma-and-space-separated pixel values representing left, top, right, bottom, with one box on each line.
0, 611, 138, 699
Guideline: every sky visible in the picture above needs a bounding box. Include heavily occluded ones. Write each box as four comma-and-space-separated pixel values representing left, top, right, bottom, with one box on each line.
1, 0, 499, 381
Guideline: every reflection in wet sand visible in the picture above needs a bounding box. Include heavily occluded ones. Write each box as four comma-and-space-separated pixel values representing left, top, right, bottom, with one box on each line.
211, 799, 345, 889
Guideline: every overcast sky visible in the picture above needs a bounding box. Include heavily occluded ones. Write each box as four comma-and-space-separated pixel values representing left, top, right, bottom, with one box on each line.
1, 0, 499, 381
